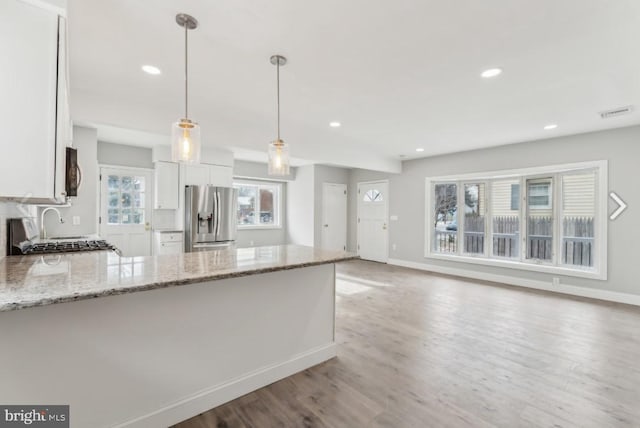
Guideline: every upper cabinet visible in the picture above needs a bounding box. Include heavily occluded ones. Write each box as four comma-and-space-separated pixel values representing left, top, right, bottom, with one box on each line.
154, 161, 179, 209
183, 164, 210, 187
183, 164, 233, 187
0, 0, 70, 203
209, 164, 233, 187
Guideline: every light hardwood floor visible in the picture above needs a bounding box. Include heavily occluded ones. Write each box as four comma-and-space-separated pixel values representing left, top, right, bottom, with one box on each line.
173, 260, 640, 428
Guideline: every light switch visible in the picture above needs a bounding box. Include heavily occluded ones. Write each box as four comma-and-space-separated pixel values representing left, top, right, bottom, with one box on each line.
72, 216, 80, 226
390, 215, 399, 221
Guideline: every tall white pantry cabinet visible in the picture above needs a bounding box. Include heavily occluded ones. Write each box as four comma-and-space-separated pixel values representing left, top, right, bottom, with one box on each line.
0, 0, 71, 203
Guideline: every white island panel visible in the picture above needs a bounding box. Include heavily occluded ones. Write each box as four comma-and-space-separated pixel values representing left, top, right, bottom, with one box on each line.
0, 263, 336, 427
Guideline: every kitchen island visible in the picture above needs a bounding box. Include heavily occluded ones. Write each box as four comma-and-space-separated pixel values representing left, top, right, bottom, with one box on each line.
0, 245, 356, 427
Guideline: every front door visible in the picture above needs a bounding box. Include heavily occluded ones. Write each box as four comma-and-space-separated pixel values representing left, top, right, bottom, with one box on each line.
99, 167, 152, 257
357, 181, 389, 262
321, 183, 347, 251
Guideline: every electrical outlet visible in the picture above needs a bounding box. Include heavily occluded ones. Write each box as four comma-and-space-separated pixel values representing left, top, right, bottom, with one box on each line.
552, 277, 560, 286
72, 216, 80, 226
392, 244, 397, 251
249, 240, 255, 246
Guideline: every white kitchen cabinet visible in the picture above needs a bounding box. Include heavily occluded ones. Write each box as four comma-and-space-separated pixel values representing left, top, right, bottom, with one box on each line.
209, 164, 233, 187
154, 161, 179, 209
156, 241, 182, 255
0, 0, 70, 203
154, 231, 183, 255
183, 164, 233, 187
183, 164, 210, 186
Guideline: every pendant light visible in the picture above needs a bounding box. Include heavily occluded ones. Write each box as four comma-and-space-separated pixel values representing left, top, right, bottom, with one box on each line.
268, 55, 290, 176
171, 13, 201, 164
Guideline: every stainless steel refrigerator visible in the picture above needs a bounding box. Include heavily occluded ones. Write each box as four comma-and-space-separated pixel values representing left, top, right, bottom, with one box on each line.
184, 185, 238, 252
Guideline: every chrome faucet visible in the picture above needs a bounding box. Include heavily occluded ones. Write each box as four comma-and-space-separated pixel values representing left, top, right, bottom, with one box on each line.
40, 207, 64, 240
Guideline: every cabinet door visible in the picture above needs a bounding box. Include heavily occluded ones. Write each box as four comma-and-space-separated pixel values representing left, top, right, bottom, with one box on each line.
183, 164, 210, 186
154, 161, 179, 209
54, 15, 71, 202
0, 0, 59, 200
209, 165, 233, 187
157, 241, 183, 255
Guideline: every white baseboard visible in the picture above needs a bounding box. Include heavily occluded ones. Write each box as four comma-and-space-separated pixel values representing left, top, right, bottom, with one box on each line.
115, 343, 338, 428
387, 258, 640, 307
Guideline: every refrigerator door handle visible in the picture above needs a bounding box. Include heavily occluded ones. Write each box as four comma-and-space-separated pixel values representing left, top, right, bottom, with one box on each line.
215, 190, 221, 238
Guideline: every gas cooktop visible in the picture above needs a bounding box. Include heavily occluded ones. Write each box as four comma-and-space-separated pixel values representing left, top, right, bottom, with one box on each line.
23, 240, 117, 255
7, 218, 119, 256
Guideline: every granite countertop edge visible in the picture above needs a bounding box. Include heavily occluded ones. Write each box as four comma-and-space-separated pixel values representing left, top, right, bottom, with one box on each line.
0, 252, 358, 313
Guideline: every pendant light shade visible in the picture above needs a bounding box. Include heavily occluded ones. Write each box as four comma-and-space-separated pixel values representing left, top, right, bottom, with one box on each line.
268, 139, 290, 175
171, 13, 201, 164
268, 55, 290, 176
172, 119, 201, 164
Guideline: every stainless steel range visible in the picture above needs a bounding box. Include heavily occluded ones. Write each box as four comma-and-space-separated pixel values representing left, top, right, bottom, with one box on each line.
6, 218, 118, 256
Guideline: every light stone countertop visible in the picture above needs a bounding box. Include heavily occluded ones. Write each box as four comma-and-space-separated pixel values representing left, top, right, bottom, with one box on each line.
0, 245, 357, 312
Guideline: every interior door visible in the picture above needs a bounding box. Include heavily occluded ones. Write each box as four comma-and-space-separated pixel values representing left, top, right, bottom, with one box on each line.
99, 167, 153, 257
321, 183, 347, 251
357, 181, 389, 262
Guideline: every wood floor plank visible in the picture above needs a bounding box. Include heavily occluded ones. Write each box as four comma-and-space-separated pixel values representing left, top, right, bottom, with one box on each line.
173, 402, 246, 428
172, 260, 640, 428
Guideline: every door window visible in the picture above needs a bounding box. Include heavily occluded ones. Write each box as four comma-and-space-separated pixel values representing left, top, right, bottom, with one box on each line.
107, 174, 146, 225
363, 189, 383, 202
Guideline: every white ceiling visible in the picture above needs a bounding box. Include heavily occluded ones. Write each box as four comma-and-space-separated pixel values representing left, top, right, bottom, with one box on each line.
68, 0, 640, 173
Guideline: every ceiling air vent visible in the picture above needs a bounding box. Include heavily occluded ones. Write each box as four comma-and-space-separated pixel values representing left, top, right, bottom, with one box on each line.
600, 105, 634, 119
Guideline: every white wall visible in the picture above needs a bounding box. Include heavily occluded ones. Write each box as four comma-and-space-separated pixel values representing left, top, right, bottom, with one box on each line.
349, 125, 640, 297
286, 165, 315, 246
234, 159, 296, 181
40, 126, 98, 238
97, 141, 153, 169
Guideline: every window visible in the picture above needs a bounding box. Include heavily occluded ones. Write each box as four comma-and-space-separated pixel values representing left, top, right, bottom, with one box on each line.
234, 180, 281, 228
107, 174, 146, 225
492, 180, 520, 259
433, 183, 457, 253
561, 171, 596, 267
463, 183, 485, 255
528, 181, 552, 209
363, 189, 383, 202
425, 161, 607, 280
526, 178, 553, 261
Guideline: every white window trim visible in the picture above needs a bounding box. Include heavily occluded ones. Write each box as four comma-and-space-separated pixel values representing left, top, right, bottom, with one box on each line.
233, 179, 283, 230
424, 160, 608, 280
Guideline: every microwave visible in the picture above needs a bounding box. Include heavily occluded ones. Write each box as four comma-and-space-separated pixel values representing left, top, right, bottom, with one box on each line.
65, 147, 81, 197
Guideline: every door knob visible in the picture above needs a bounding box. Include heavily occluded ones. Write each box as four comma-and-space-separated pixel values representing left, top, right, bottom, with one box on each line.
383, 223, 387, 230
145, 222, 151, 231
323, 224, 329, 227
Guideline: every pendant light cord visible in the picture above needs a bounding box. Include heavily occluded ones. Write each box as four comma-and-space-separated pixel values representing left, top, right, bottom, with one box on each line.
184, 23, 189, 120
276, 59, 281, 141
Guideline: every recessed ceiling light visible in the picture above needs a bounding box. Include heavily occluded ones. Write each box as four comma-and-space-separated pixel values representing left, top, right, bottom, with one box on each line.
481, 68, 502, 78
416, 148, 425, 152
329, 121, 341, 128
543, 124, 558, 130
142, 65, 161, 75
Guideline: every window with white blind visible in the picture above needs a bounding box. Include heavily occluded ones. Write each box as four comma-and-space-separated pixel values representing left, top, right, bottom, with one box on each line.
425, 161, 607, 280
